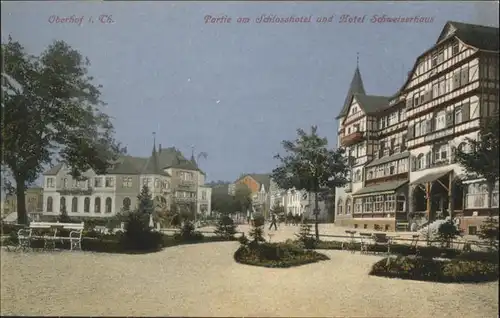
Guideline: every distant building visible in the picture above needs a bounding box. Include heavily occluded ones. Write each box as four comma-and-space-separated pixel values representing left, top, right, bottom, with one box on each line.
1, 187, 44, 222
42, 143, 211, 219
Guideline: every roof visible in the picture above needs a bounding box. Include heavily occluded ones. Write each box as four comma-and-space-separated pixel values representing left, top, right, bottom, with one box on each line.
353, 180, 408, 196
366, 151, 410, 168
43, 163, 64, 175
411, 169, 453, 185
336, 67, 366, 119
441, 21, 499, 51
42, 146, 204, 177
397, 21, 499, 94
354, 94, 391, 115
237, 173, 272, 189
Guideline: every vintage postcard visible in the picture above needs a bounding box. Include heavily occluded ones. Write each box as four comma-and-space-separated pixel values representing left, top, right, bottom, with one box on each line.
1, 1, 499, 317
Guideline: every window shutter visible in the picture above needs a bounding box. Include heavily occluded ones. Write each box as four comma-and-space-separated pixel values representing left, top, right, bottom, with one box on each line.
450, 146, 457, 163
427, 120, 433, 133
462, 102, 470, 121
425, 152, 431, 168
461, 68, 470, 85
445, 111, 454, 127
406, 97, 413, 109
453, 72, 461, 89
407, 124, 414, 139
410, 156, 416, 172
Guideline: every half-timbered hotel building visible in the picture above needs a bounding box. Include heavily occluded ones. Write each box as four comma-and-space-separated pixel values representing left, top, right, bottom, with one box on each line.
335, 21, 499, 233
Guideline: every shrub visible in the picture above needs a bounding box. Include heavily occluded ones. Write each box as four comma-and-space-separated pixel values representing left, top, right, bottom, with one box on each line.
121, 211, 163, 251
214, 215, 237, 239
253, 213, 265, 227
437, 220, 462, 248
174, 221, 203, 242
249, 224, 266, 244
479, 216, 499, 251
238, 233, 249, 246
370, 256, 499, 283
295, 222, 316, 249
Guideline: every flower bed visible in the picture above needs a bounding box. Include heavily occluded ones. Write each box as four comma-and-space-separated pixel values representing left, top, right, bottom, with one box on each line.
369, 255, 499, 283
314, 240, 498, 261
234, 242, 330, 268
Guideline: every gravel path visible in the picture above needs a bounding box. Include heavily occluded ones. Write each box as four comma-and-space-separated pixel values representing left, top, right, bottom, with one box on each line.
1, 241, 498, 317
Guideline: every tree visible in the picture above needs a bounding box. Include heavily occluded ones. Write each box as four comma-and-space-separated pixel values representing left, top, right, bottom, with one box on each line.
214, 215, 237, 239
1, 37, 124, 225
478, 216, 499, 251
58, 203, 71, 223
234, 183, 253, 215
137, 185, 154, 215
271, 126, 349, 240
455, 111, 499, 209
211, 190, 236, 216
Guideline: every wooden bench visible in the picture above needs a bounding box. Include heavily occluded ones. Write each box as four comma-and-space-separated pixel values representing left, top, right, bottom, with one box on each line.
18, 222, 84, 251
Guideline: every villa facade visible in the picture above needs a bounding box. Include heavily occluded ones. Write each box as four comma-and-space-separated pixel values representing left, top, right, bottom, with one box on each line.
42, 143, 212, 219
335, 21, 499, 234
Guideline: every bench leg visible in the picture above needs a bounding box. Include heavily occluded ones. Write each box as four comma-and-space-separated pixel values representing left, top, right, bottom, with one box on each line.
44, 239, 56, 251
70, 239, 82, 251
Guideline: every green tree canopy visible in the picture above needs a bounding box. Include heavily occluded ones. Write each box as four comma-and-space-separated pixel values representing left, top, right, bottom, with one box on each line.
234, 183, 253, 213
271, 126, 349, 239
455, 111, 499, 208
1, 36, 124, 224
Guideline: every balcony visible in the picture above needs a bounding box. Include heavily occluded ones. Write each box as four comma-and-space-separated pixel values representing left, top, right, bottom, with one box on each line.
174, 195, 196, 202
57, 186, 93, 195
340, 131, 364, 147
178, 179, 196, 189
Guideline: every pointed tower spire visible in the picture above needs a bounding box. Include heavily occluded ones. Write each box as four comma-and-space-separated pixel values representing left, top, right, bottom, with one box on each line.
336, 56, 367, 119
190, 146, 196, 164
152, 132, 157, 155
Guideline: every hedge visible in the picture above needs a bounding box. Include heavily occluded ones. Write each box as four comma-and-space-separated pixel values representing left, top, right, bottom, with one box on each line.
370, 256, 499, 283
314, 240, 498, 262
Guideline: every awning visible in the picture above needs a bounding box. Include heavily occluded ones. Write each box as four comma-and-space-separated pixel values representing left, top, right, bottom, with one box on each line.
353, 180, 408, 197
365, 151, 410, 168
411, 169, 454, 185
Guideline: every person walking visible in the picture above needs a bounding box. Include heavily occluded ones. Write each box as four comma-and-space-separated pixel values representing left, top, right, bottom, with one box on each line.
269, 213, 278, 231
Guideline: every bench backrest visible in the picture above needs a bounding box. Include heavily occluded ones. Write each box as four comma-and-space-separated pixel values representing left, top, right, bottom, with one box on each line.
29, 222, 84, 231
372, 233, 389, 243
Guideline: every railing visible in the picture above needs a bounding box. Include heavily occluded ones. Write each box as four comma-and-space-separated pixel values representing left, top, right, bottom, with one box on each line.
57, 187, 93, 195
340, 131, 364, 147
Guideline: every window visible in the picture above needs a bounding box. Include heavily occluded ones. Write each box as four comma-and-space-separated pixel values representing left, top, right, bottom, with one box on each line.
154, 178, 160, 188
364, 197, 373, 212
122, 177, 133, 188
94, 197, 101, 213
432, 84, 439, 99
354, 170, 362, 182
466, 184, 488, 209
455, 106, 463, 124
63, 178, 68, 188
162, 181, 170, 189
431, 53, 437, 67
354, 199, 363, 213
376, 166, 384, 178
415, 122, 421, 137
438, 77, 446, 95
72, 197, 78, 213
72, 179, 78, 188
458, 142, 470, 154
493, 181, 499, 208
437, 49, 444, 64
94, 177, 103, 188
385, 195, 396, 212
123, 197, 131, 211
363, 224, 368, 229
389, 163, 396, 175
84, 197, 90, 213
47, 197, 53, 212
60, 197, 66, 210
417, 154, 425, 170
337, 199, 343, 215
396, 195, 406, 211
398, 160, 407, 173
202, 191, 207, 200
435, 110, 446, 130
104, 177, 114, 188
142, 177, 152, 189
468, 226, 477, 235
345, 198, 351, 215
46, 178, 55, 188
388, 112, 397, 126
374, 195, 384, 212
105, 197, 112, 213
452, 42, 459, 55
368, 170, 374, 180
379, 117, 387, 130
434, 144, 449, 163
353, 124, 360, 132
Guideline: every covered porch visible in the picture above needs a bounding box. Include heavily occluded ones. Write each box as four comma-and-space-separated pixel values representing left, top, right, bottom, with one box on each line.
409, 169, 464, 224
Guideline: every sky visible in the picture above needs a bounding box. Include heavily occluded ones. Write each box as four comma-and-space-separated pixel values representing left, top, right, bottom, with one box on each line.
1, 1, 499, 183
